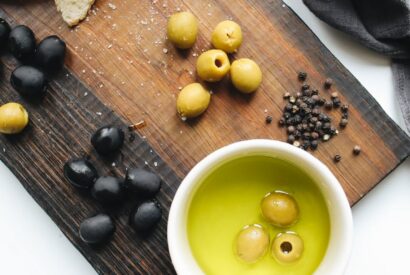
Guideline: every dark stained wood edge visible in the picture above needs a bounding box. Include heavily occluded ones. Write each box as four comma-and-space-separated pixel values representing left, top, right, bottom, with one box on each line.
0, 52, 180, 274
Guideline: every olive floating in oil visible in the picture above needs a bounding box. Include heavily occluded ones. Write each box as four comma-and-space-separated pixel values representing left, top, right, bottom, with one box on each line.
130, 200, 162, 233
91, 176, 124, 205
79, 213, 115, 245
271, 232, 304, 263
91, 125, 124, 156
125, 168, 162, 198
63, 158, 98, 189
235, 224, 270, 263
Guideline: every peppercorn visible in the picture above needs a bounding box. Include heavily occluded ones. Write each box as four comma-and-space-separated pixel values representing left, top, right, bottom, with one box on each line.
330, 126, 337, 135
298, 71, 307, 81
315, 121, 322, 131
341, 112, 349, 119
341, 104, 349, 112
278, 117, 285, 127
311, 89, 319, 95
293, 115, 302, 124
301, 83, 310, 90
283, 92, 291, 99
295, 92, 302, 98
318, 97, 326, 106
322, 122, 331, 130
322, 115, 331, 122
324, 78, 333, 89
333, 154, 341, 162
323, 134, 330, 141
285, 103, 293, 112
287, 125, 295, 134
339, 118, 348, 128
289, 96, 296, 104
353, 145, 361, 155
302, 89, 311, 97
310, 140, 318, 150
311, 108, 320, 116
291, 105, 299, 114
294, 130, 301, 139
293, 141, 300, 147
311, 94, 319, 102
301, 141, 310, 150
332, 98, 341, 108
265, 115, 273, 124
302, 132, 311, 140
311, 132, 319, 140
287, 135, 295, 144
324, 101, 333, 109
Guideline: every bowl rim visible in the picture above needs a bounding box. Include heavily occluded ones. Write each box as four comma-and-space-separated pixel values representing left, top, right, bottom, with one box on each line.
168, 139, 353, 275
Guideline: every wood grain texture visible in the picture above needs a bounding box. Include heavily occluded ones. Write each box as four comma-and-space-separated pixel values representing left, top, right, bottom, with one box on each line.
0, 54, 179, 274
0, 0, 409, 273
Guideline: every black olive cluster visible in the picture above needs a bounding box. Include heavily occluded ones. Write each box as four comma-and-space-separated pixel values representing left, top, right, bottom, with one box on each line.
64, 125, 163, 245
0, 18, 66, 99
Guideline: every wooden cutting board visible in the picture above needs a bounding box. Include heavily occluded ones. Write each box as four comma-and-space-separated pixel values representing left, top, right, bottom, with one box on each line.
0, 0, 409, 274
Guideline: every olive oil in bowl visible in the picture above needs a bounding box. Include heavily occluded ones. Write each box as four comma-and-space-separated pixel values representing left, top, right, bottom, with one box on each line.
187, 155, 330, 275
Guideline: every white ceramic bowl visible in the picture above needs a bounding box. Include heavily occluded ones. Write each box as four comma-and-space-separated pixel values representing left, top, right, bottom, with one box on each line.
168, 139, 353, 275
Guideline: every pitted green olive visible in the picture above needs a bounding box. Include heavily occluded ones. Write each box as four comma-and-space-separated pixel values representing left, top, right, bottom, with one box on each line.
235, 224, 270, 263
0, 102, 29, 134
196, 49, 230, 82
261, 191, 299, 227
271, 232, 304, 263
167, 12, 198, 49
211, 20, 243, 53
176, 83, 211, 118
230, 58, 262, 93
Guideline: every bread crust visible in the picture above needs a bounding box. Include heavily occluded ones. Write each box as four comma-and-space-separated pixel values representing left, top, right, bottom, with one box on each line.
55, 0, 96, 27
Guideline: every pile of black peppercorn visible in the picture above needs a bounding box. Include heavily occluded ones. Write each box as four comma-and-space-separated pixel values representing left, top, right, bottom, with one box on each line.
278, 72, 350, 151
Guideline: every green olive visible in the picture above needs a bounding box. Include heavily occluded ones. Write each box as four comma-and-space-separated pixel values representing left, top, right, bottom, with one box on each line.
176, 83, 211, 118
0, 102, 29, 134
211, 20, 243, 53
167, 11, 198, 49
235, 224, 270, 263
271, 232, 304, 263
230, 58, 262, 93
196, 49, 230, 82
261, 191, 299, 227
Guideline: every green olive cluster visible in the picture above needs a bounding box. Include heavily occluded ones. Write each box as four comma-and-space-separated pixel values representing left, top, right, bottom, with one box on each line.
235, 191, 304, 264
167, 12, 262, 119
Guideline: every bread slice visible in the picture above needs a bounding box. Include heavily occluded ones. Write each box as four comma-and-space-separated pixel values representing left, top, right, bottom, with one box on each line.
55, 0, 96, 27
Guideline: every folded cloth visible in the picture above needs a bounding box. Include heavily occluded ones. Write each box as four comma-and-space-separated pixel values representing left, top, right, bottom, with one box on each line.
304, 0, 410, 132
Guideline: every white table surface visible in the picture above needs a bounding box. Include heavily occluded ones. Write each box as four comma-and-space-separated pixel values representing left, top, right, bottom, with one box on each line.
1, 2, 409, 274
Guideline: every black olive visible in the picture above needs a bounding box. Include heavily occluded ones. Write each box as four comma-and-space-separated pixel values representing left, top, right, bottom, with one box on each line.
129, 200, 162, 233
79, 213, 115, 245
10, 65, 47, 98
35, 35, 66, 74
125, 168, 161, 198
91, 126, 124, 156
8, 25, 36, 62
91, 176, 124, 205
63, 158, 98, 189
0, 18, 11, 49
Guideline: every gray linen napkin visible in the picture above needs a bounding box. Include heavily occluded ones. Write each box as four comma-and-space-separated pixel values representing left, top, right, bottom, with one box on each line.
303, 0, 410, 132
